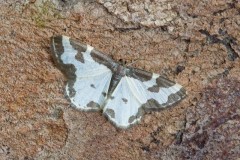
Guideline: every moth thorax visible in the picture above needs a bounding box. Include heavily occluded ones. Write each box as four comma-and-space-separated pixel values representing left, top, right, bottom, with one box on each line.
107, 65, 127, 96
116, 65, 127, 77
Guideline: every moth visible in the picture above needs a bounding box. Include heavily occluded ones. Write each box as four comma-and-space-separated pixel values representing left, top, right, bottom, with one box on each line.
50, 35, 186, 128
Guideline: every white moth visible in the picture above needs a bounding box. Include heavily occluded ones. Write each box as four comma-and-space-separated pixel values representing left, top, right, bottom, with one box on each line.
50, 35, 186, 128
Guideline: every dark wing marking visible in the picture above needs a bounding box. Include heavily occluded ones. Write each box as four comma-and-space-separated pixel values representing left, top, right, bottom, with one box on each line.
128, 68, 153, 81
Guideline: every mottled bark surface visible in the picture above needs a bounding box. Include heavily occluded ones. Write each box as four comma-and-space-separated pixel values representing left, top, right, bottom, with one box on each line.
0, 0, 239, 159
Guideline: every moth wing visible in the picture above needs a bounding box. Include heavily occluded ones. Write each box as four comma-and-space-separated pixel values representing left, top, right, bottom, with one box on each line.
129, 68, 186, 109
51, 35, 116, 111
103, 76, 148, 128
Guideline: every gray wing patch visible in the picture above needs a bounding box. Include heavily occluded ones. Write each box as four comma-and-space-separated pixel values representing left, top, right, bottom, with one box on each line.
128, 68, 153, 81
69, 39, 87, 63
142, 88, 186, 110
90, 84, 96, 88
50, 36, 77, 79
122, 98, 128, 103
105, 108, 115, 119
128, 108, 144, 124
87, 101, 101, 110
90, 49, 116, 72
147, 76, 176, 93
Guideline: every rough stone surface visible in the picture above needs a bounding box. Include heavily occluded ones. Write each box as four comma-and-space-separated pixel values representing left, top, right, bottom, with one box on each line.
97, 0, 178, 27
146, 78, 240, 159
0, 0, 239, 159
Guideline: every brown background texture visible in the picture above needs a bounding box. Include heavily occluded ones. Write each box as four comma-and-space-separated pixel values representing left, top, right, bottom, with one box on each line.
0, 0, 239, 159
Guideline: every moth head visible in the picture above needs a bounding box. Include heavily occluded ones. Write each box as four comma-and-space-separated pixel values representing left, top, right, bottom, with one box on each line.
118, 59, 128, 67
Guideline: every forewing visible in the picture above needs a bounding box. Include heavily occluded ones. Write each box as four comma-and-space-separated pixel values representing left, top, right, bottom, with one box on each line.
51, 35, 116, 111
129, 68, 186, 109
